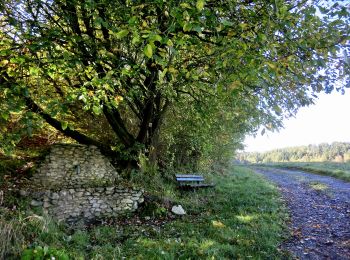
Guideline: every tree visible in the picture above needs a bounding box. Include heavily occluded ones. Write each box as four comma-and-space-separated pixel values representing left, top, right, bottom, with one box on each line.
1, 0, 349, 168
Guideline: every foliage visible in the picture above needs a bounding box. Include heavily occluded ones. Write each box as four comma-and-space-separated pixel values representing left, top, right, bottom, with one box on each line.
21, 246, 69, 260
1, 0, 349, 170
237, 142, 350, 163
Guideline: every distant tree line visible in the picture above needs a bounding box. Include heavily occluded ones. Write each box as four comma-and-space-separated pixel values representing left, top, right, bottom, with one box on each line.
237, 142, 350, 163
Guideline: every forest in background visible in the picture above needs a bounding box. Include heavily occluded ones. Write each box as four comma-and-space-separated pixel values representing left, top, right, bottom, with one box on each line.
237, 142, 350, 163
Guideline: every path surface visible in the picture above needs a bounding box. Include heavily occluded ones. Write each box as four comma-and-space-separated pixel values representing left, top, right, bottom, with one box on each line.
253, 167, 350, 260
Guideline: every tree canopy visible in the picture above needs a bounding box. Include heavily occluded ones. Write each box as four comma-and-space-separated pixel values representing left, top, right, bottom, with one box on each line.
0, 0, 349, 170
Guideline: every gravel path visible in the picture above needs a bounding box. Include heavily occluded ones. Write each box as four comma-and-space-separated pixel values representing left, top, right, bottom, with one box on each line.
253, 167, 350, 260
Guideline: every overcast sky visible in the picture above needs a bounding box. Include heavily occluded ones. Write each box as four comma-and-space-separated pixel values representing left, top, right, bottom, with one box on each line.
243, 90, 350, 152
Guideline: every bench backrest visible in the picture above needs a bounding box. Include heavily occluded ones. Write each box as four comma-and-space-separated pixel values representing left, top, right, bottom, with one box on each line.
175, 175, 204, 182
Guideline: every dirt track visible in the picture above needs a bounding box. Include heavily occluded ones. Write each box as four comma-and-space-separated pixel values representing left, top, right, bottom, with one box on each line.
254, 167, 350, 260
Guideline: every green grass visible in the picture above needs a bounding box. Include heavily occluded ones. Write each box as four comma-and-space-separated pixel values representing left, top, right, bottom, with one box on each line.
1, 165, 289, 259
260, 162, 350, 182
308, 182, 329, 192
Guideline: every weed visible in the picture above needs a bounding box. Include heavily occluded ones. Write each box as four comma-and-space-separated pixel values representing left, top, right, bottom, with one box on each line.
0, 213, 25, 259
309, 182, 328, 192
21, 245, 69, 260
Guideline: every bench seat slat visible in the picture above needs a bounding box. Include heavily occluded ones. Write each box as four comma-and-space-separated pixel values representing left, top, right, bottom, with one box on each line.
176, 177, 204, 182
179, 183, 214, 187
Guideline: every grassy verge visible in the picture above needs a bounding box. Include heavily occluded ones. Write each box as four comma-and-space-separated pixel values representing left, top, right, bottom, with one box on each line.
1, 165, 288, 259
260, 162, 350, 182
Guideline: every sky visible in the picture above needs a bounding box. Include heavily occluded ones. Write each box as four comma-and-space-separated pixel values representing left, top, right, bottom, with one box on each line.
243, 90, 350, 152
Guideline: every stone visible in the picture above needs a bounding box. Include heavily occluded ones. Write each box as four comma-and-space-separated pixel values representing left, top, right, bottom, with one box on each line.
75, 192, 84, 197
19, 190, 27, 196
50, 193, 59, 200
135, 191, 143, 197
92, 202, 100, 208
105, 190, 113, 195
30, 200, 43, 207
106, 187, 114, 192
43, 201, 51, 208
171, 205, 186, 215
121, 198, 133, 204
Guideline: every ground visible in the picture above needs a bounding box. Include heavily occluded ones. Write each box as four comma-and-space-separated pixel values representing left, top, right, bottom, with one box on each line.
0, 165, 287, 259
254, 166, 350, 259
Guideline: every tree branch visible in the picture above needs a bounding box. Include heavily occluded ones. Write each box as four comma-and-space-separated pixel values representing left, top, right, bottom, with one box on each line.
25, 96, 114, 155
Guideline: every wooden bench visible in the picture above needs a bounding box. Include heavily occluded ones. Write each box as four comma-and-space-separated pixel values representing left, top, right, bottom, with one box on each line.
175, 174, 214, 189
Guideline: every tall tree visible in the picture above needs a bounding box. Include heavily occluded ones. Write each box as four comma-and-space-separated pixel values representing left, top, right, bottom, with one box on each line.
0, 0, 349, 167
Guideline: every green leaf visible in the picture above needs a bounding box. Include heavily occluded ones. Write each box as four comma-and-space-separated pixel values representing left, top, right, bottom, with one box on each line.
29, 67, 40, 76
10, 57, 25, 64
1, 112, 9, 121
132, 33, 141, 44
159, 68, 168, 82
116, 29, 129, 39
152, 34, 162, 42
92, 105, 101, 115
273, 106, 282, 115
196, 0, 205, 11
144, 44, 153, 58
183, 22, 192, 32
267, 62, 277, 70
128, 16, 137, 25
221, 20, 233, 27
61, 121, 68, 130
180, 3, 191, 9
166, 39, 173, 47
193, 25, 202, 33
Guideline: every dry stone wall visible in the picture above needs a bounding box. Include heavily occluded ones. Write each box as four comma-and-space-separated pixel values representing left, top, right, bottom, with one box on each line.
31, 144, 119, 189
29, 186, 144, 222
24, 144, 144, 222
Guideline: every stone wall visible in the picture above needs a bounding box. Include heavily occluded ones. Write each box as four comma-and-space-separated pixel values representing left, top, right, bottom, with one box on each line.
31, 144, 119, 189
29, 186, 143, 222
24, 144, 144, 222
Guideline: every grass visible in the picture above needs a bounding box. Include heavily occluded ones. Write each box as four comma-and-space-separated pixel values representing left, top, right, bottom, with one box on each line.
260, 162, 350, 182
1, 163, 289, 259
308, 182, 329, 192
